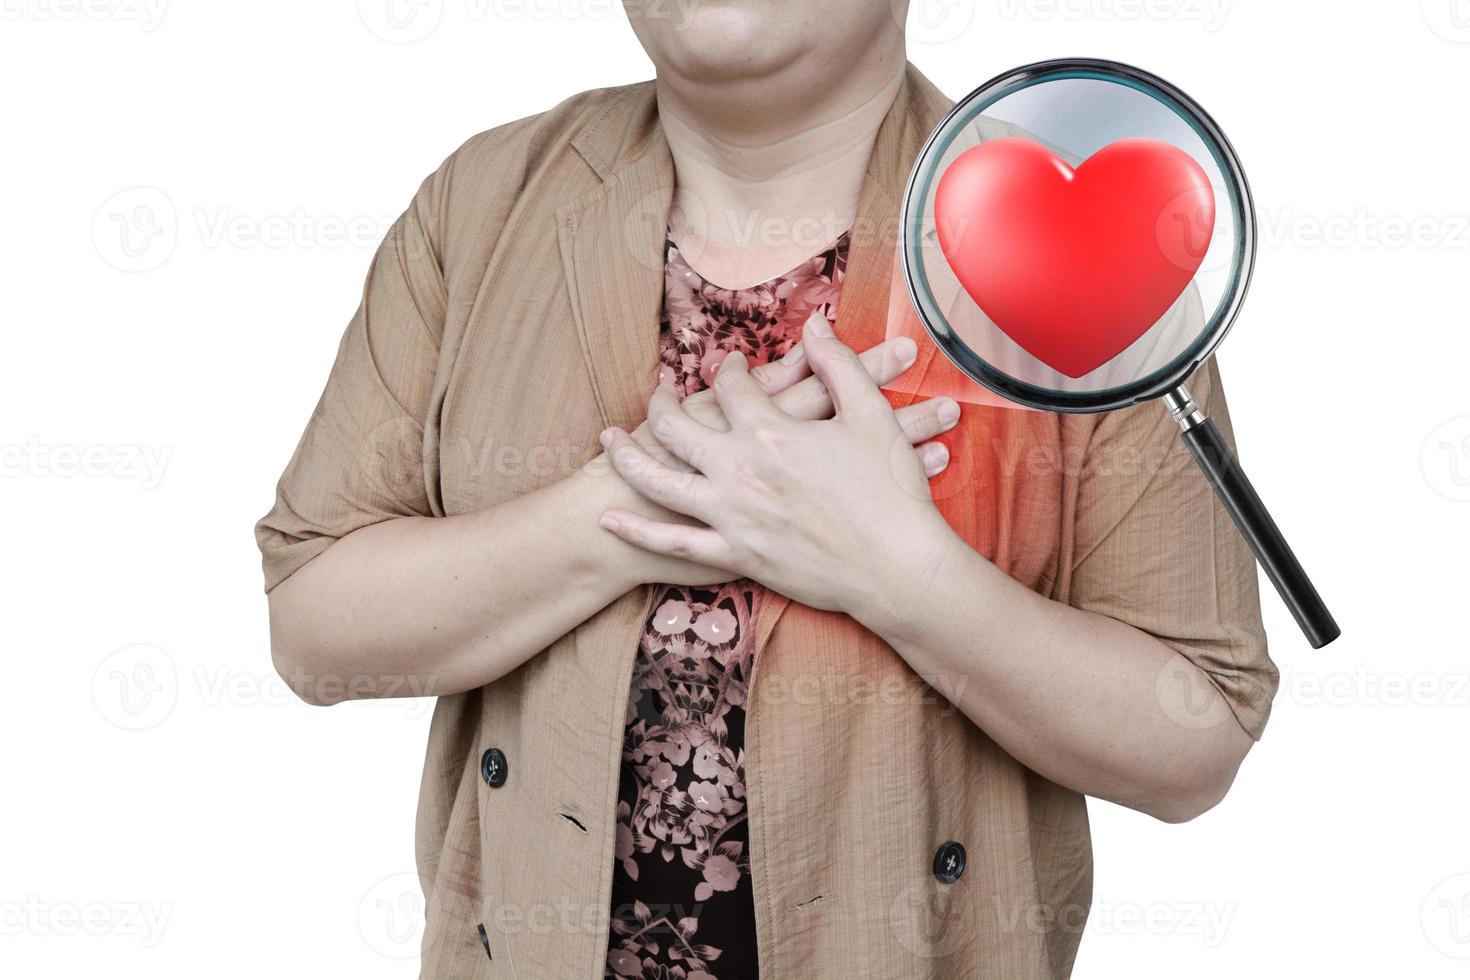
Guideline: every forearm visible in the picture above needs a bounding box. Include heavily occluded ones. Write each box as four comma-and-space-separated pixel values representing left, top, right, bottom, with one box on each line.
268, 466, 646, 705
265, 335, 923, 706
857, 525, 1254, 823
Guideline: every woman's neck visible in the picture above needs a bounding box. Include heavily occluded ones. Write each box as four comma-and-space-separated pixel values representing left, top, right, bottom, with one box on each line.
656, 47, 906, 289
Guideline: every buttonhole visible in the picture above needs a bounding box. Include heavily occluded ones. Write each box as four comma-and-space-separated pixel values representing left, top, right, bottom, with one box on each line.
477, 922, 493, 960
561, 812, 588, 833
793, 894, 828, 911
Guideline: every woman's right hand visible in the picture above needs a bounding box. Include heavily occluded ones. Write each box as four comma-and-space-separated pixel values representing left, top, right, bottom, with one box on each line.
581, 321, 961, 589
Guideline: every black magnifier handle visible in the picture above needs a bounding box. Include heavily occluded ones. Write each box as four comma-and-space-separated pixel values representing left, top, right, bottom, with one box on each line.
1164, 386, 1341, 649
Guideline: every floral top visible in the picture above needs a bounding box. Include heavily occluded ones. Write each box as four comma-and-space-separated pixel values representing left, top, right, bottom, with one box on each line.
606, 234, 850, 980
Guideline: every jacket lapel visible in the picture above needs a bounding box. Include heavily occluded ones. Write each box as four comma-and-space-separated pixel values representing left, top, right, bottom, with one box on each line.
832, 83, 919, 359
559, 92, 673, 432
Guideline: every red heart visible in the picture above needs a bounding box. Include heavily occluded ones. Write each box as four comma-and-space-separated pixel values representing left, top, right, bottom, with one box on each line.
934, 137, 1216, 379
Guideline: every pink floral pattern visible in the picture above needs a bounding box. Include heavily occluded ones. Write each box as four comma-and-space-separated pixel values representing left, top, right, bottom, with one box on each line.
607, 234, 849, 980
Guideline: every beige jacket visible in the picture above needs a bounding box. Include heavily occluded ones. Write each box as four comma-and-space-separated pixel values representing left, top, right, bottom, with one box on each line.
257, 65, 1277, 979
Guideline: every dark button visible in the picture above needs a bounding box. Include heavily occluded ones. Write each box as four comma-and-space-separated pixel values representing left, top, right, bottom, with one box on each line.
933, 841, 967, 884
480, 748, 508, 788
477, 922, 492, 960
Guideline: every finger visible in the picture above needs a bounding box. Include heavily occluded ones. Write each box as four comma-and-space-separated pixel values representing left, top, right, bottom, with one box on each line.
748, 342, 809, 395
631, 418, 695, 473
803, 314, 894, 418
917, 441, 951, 479
599, 510, 734, 569
712, 352, 779, 429
895, 397, 962, 445
773, 336, 918, 421
647, 384, 718, 469
602, 427, 713, 520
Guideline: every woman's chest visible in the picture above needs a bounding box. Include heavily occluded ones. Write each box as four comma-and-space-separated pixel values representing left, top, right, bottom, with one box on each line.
894, 395, 1065, 592
432, 244, 1065, 595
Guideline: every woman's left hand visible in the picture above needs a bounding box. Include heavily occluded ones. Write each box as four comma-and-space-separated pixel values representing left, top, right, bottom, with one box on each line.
598, 315, 964, 621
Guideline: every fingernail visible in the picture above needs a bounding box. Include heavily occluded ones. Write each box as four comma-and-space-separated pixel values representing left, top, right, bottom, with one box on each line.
923, 442, 950, 477
894, 337, 918, 367
937, 399, 961, 429
805, 314, 833, 338
781, 342, 805, 366
600, 514, 621, 532
599, 428, 615, 450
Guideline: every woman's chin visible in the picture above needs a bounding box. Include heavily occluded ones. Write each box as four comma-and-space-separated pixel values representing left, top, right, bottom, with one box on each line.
661, 38, 801, 85
665, 51, 791, 86
639, 7, 805, 82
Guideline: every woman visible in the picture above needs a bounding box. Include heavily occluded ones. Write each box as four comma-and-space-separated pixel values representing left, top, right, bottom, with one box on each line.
258, 3, 1278, 977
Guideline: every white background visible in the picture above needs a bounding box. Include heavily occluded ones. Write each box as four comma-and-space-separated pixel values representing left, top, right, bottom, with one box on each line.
3, 1, 1468, 977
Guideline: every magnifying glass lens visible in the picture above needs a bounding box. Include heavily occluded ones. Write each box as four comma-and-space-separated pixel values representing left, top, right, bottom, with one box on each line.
904, 65, 1252, 412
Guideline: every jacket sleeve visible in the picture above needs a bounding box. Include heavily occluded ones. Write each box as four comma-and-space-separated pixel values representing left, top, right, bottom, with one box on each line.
254, 165, 449, 593
1065, 358, 1280, 740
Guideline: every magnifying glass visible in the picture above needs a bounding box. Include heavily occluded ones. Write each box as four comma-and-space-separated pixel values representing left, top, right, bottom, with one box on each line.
901, 58, 1340, 648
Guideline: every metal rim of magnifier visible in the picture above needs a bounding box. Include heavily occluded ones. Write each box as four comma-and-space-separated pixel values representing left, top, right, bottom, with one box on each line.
900, 58, 1258, 414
